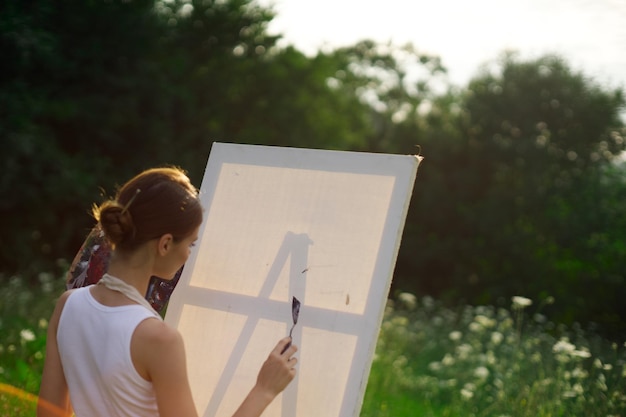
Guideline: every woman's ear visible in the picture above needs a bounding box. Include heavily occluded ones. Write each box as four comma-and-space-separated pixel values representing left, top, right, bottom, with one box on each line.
157, 234, 174, 256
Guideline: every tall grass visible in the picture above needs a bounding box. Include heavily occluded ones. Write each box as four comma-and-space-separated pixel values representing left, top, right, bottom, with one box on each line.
1, 274, 625, 416
0, 271, 67, 415
363, 294, 626, 417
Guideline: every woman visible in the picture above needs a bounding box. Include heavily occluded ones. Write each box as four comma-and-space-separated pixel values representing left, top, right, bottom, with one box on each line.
38, 167, 297, 417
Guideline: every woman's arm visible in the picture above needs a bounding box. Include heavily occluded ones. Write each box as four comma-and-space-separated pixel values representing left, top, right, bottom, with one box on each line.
135, 321, 297, 417
37, 291, 73, 417
133, 319, 199, 417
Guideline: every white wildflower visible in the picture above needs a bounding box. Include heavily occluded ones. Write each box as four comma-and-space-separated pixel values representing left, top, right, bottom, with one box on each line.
573, 383, 584, 395
469, 322, 482, 332
456, 343, 473, 359
512, 296, 533, 309
553, 338, 576, 354
398, 292, 417, 309
475, 314, 496, 328
449, 331, 462, 341
491, 331, 503, 345
461, 383, 476, 400
442, 354, 455, 366
474, 366, 490, 379
428, 361, 442, 372
571, 367, 588, 379
20, 329, 35, 342
572, 348, 591, 358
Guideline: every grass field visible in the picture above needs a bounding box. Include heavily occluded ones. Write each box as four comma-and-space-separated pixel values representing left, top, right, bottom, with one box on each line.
1, 274, 625, 416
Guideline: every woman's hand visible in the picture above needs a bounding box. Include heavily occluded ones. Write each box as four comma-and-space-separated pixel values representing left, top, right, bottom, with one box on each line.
232, 337, 298, 417
255, 337, 298, 397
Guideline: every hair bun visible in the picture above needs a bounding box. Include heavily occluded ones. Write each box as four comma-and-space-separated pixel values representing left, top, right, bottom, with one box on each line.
90, 167, 203, 252
95, 201, 136, 247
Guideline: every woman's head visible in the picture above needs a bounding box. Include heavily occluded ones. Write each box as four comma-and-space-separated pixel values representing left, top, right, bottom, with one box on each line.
93, 167, 203, 253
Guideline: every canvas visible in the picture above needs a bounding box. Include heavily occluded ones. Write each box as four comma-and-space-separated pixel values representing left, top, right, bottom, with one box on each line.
165, 143, 421, 417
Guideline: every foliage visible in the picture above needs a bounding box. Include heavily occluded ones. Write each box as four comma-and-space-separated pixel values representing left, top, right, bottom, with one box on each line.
362, 293, 626, 417
0, 0, 373, 281
0, 270, 67, 397
2, 0, 626, 339
322, 40, 447, 149
2, 276, 625, 416
0, 271, 64, 416
391, 54, 626, 339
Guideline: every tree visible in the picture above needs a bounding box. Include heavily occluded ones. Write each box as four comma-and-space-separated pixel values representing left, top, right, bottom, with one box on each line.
1, 0, 167, 278
0, 0, 287, 278
392, 53, 626, 337
0, 2, 385, 279
319, 40, 448, 153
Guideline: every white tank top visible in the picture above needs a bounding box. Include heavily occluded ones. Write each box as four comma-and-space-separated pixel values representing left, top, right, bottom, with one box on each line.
57, 286, 161, 417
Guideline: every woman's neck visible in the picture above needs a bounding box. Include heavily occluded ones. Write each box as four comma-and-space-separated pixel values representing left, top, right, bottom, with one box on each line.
106, 246, 155, 297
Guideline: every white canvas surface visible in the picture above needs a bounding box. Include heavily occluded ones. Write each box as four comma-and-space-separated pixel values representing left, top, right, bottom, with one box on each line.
165, 143, 421, 417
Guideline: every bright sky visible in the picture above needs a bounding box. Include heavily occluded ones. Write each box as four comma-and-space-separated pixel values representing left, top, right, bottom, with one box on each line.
259, 0, 626, 90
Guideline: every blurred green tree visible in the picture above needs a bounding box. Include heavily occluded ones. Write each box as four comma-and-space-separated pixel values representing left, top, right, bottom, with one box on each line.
1, 0, 166, 279
392, 53, 626, 337
0, 0, 288, 278
0, 1, 378, 279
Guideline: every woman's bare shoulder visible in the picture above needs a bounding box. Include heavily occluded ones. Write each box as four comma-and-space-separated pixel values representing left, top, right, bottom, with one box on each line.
134, 317, 184, 351
57, 288, 75, 304
51, 289, 76, 320
131, 317, 187, 382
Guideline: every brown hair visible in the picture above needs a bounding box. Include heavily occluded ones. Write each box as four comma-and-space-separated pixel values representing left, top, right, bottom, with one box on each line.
93, 166, 203, 252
